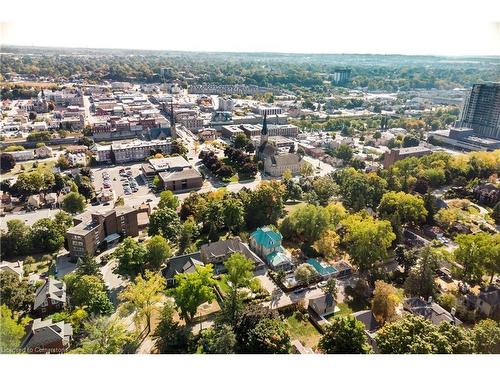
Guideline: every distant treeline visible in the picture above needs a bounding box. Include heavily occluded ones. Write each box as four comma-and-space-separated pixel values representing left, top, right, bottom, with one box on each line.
1, 46, 499, 91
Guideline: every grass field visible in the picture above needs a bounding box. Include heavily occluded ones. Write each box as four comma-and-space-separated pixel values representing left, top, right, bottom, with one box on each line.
1, 159, 57, 179
286, 314, 321, 349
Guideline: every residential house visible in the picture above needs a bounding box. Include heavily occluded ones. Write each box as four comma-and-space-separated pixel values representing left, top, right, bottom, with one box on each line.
35, 145, 52, 159
27, 194, 41, 209
44, 193, 58, 208
308, 292, 338, 318
404, 297, 462, 325
33, 278, 66, 316
476, 285, 500, 319
250, 227, 293, 271
200, 237, 265, 274
161, 252, 203, 287
0, 260, 24, 280
473, 183, 500, 206
352, 310, 381, 353
21, 318, 73, 354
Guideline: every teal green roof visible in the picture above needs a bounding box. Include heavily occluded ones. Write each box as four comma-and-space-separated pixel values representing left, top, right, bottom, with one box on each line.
266, 251, 291, 267
251, 227, 282, 249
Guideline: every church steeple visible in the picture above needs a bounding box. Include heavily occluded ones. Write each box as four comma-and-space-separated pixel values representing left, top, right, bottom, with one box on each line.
260, 113, 268, 145
169, 100, 177, 139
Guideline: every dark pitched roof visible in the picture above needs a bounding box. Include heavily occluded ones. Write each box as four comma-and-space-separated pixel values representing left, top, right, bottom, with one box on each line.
352, 310, 380, 332
478, 285, 500, 306
21, 318, 73, 350
34, 278, 66, 310
404, 297, 462, 325
199, 237, 264, 267
161, 252, 203, 280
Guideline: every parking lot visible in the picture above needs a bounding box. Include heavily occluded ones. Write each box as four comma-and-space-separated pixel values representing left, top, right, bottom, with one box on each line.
92, 163, 152, 202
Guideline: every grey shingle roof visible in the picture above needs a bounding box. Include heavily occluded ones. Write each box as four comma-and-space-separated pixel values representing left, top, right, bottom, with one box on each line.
404, 297, 462, 325
34, 278, 66, 311
21, 318, 73, 350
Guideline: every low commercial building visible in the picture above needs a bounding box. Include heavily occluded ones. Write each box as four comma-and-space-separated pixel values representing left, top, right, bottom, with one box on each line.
111, 139, 171, 163
221, 125, 245, 139
429, 128, 500, 151
7, 149, 35, 161
158, 168, 203, 192
65, 207, 140, 260
264, 153, 304, 177
383, 146, 432, 169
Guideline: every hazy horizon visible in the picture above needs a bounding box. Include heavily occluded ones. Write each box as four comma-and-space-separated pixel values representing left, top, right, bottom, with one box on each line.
1, 0, 499, 56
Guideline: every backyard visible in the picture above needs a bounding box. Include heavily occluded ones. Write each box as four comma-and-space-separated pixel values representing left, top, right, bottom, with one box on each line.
286, 313, 321, 349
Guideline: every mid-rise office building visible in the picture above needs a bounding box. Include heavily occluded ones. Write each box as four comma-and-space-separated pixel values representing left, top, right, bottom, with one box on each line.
66, 207, 139, 259
457, 83, 500, 140
332, 69, 351, 85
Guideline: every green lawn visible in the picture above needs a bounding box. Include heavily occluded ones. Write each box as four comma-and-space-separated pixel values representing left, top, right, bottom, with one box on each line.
327, 303, 353, 321
286, 314, 321, 349
214, 278, 231, 296
2, 159, 57, 179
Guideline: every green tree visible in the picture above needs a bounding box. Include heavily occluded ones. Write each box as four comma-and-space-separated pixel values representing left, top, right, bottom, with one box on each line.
1, 153, 16, 171
318, 316, 371, 354
340, 214, 395, 272
378, 191, 427, 226
146, 235, 172, 270
65, 274, 113, 315
223, 198, 245, 234
1, 219, 31, 257
371, 280, 402, 325
153, 301, 190, 353
222, 253, 254, 326
312, 229, 340, 259
377, 314, 453, 354
30, 218, 65, 254
335, 144, 353, 163
119, 271, 165, 332
244, 181, 285, 228
312, 175, 337, 206
76, 254, 102, 278
294, 263, 319, 285
492, 202, 500, 225
158, 190, 179, 210
148, 207, 181, 242
404, 246, 438, 299
200, 324, 237, 354
454, 233, 497, 283
72, 317, 134, 354
0, 305, 26, 353
437, 292, 458, 312
234, 304, 276, 350
180, 192, 208, 221
0, 273, 33, 313
179, 216, 199, 253
170, 264, 215, 323
300, 161, 314, 177
246, 318, 291, 354
233, 133, 250, 149
61, 192, 86, 214
472, 319, 500, 354
280, 204, 332, 245
437, 323, 475, 354
114, 237, 148, 279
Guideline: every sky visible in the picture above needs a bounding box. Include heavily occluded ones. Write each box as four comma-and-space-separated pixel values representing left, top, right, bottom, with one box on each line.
1, 0, 499, 56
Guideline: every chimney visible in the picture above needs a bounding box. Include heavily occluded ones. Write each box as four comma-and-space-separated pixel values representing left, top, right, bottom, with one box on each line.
427, 296, 433, 305
451, 307, 456, 316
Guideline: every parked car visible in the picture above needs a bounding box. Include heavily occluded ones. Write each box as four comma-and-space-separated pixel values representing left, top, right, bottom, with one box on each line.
436, 267, 453, 282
